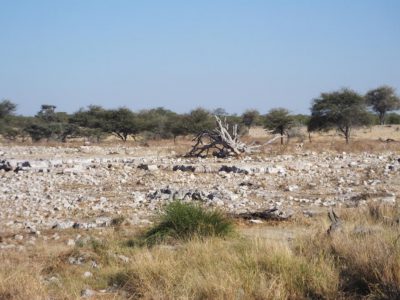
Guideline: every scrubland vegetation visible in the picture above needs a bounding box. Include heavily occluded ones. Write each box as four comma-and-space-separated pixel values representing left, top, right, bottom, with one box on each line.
1, 201, 400, 299
1, 85, 400, 299
0, 85, 400, 144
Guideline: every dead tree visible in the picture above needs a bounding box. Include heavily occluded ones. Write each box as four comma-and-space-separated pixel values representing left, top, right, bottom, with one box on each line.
186, 116, 280, 158
236, 207, 293, 221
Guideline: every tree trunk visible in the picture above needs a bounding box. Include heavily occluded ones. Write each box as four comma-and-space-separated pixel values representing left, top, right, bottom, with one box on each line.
379, 112, 385, 125
345, 127, 350, 144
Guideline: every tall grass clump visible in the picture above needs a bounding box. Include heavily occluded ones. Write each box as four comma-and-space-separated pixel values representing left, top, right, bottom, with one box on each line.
109, 237, 339, 299
144, 200, 234, 244
296, 205, 400, 299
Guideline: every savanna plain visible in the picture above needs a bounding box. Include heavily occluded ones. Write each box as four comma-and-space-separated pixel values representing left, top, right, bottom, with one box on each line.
1, 126, 400, 300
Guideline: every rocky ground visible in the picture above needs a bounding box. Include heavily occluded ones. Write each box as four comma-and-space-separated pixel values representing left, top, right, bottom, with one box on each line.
0, 144, 399, 249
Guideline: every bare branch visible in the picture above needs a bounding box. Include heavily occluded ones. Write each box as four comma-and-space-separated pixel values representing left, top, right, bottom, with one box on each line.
185, 115, 260, 158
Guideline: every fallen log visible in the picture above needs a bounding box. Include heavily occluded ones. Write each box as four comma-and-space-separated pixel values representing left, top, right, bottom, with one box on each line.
235, 208, 293, 221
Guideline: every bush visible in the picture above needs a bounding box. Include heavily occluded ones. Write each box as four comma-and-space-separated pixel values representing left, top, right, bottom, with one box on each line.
144, 201, 233, 245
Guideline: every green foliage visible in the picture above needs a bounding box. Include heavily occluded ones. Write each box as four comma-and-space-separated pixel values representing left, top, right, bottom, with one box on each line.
70, 105, 107, 142
212, 107, 229, 117
71, 106, 139, 141
21, 105, 79, 142
263, 108, 294, 144
0, 100, 18, 138
0, 99, 17, 119
137, 107, 180, 139
35, 105, 58, 122
102, 107, 139, 141
70, 105, 105, 129
2, 90, 397, 143
241, 109, 261, 127
292, 114, 310, 126
386, 112, 400, 125
23, 122, 53, 142
309, 88, 371, 143
165, 114, 190, 141
365, 86, 400, 125
185, 108, 215, 134
144, 201, 234, 245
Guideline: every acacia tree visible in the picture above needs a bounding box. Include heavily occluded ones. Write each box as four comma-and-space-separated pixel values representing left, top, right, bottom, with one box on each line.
0, 99, 18, 140
35, 104, 58, 122
165, 114, 189, 143
242, 109, 261, 128
0, 99, 17, 118
70, 105, 107, 142
185, 108, 215, 134
136, 107, 178, 139
102, 107, 139, 141
365, 86, 400, 125
264, 108, 294, 144
309, 88, 370, 143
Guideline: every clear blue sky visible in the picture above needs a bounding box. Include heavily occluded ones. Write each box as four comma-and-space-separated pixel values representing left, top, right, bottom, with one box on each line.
1, 0, 399, 116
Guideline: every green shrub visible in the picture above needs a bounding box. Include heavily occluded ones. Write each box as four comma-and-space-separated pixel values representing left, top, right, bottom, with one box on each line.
144, 201, 234, 245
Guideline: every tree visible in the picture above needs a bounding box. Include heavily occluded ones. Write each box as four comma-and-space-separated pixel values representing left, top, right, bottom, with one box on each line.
0, 100, 17, 139
35, 104, 58, 122
23, 122, 53, 142
386, 112, 400, 125
365, 86, 400, 125
70, 105, 105, 129
292, 114, 310, 126
242, 109, 261, 128
102, 107, 139, 141
212, 108, 229, 117
29, 104, 78, 142
263, 108, 294, 144
0, 99, 17, 118
309, 88, 371, 143
185, 108, 215, 134
136, 107, 178, 139
165, 114, 190, 142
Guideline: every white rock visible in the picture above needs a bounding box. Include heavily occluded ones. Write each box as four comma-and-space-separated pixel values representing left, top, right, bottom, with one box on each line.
118, 254, 130, 263
14, 234, 24, 240
147, 165, 158, 171
83, 271, 93, 278
287, 185, 299, 192
250, 219, 264, 224
81, 289, 96, 298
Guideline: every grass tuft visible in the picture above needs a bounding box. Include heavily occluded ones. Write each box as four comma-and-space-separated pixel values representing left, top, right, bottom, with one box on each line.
144, 200, 234, 245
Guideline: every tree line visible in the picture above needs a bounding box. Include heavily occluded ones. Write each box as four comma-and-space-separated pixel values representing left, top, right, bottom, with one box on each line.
0, 85, 399, 144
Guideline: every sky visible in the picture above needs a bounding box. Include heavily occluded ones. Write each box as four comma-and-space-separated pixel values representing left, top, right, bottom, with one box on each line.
0, 0, 399, 116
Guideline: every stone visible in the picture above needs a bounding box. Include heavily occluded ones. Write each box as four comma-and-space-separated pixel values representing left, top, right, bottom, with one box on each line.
81, 289, 96, 298
0, 160, 13, 172
249, 219, 264, 224
138, 164, 158, 171
68, 256, 85, 265
14, 234, 24, 240
286, 185, 299, 192
83, 271, 93, 278
118, 254, 130, 263
219, 165, 249, 174
173, 165, 196, 172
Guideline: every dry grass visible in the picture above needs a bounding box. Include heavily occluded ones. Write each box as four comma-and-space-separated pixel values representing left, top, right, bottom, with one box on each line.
108, 237, 338, 299
1, 203, 400, 299
248, 125, 400, 155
